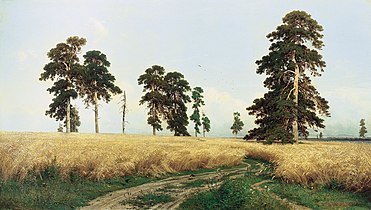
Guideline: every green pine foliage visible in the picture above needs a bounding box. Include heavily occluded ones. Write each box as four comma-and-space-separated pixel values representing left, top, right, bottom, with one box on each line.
190, 87, 205, 137
81, 51, 122, 105
164, 72, 191, 136
246, 11, 330, 144
359, 119, 367, 138
138, 65, 167, 135
201, 113, 211, 137
231, 112, 244, 136
70, 106, 81, 132
138, 66, 191, 136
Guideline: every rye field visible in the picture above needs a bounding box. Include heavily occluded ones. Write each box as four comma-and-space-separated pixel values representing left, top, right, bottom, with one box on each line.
0, 131, 370, 192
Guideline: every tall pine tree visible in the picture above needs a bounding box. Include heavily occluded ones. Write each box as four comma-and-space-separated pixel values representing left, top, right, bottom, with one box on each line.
80, 50, 122, 133
190, 87, 205, 137
246, 11, 330, 144
40, 36, 86, 133
164, 72, 191, 136
138, 65, 167, 135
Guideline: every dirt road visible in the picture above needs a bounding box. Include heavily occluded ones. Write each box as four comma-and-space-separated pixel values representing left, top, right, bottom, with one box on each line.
81, 166, 247, 210
81, 162, 309, 210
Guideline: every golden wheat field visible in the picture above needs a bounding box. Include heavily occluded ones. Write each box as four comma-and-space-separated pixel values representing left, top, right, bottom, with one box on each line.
0, 131, 370, 192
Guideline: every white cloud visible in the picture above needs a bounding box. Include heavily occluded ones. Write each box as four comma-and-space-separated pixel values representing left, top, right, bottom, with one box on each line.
16, 50, 37, 62
89, 18, 109, 41
201, 87, 254, 136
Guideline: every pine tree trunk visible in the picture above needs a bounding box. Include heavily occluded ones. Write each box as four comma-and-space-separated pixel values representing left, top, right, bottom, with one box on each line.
153, 126, 156, 135
66, 97, 71, 133
66, 65, 71, 133
292, 51, 299, 144
94, 91, 99, 133
195, 129, 197, 137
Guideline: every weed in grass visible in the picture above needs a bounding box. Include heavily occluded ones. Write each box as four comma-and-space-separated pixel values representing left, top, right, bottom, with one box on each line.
181, 179, 207, 188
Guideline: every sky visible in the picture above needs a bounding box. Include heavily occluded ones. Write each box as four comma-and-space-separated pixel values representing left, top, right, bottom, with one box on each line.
0, 0, 370, 137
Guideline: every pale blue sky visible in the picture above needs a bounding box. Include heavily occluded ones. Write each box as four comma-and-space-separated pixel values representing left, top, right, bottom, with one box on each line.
0, 0, 370, 137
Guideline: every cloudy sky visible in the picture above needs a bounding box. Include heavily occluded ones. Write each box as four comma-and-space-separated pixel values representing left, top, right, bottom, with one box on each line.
1, 0, 370, 137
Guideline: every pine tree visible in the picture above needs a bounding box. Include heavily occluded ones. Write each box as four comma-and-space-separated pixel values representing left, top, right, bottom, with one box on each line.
359, 119, 367, 138
39, 36, 86, 133
231, 112, 244, 137
246, 11, 330, 144
80, 50, 122, 133
164, 72, 191, 136
138, 65, 167, 135
190, 87, 205, 137
201, 113, 211, 137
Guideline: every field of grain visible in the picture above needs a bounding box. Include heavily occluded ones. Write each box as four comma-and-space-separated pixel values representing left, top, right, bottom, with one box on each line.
0, 132, 370, 192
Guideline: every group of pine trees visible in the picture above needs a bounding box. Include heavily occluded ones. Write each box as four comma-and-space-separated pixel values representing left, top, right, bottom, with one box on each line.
40, 36, 122, 133
40, 11, 343, 143
138, 65, 211, 137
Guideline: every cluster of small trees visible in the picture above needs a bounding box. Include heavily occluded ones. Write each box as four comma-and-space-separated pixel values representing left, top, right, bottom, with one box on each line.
138, 65, 211, 136
40, 36, 122, 133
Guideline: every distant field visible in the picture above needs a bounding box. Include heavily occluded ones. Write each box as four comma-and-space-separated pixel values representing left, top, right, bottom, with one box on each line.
0, 131, 370, 192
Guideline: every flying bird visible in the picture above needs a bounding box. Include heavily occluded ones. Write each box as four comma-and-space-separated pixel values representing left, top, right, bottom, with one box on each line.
198, 64, 206, 71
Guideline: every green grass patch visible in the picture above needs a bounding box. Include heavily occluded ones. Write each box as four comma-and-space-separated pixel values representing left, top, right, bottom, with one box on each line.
178, 174, 289, 210
0, 165, 154, 209
266, 181, 371, 209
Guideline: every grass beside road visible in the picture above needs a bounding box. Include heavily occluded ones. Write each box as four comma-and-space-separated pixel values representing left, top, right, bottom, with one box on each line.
179, 159, 371, 210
